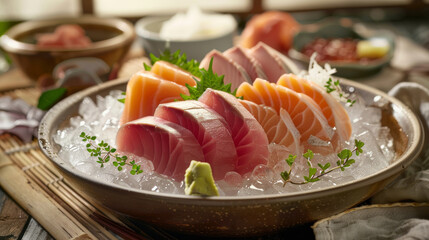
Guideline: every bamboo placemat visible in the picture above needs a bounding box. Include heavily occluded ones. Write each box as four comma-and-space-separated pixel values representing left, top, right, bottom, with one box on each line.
0, 88, 156, 240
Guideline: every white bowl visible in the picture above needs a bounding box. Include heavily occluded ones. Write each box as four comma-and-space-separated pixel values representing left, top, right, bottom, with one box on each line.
135, 16, 237, 61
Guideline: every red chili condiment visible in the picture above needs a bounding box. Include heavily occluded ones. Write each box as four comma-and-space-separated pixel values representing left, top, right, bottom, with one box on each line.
301, 38, 374, 63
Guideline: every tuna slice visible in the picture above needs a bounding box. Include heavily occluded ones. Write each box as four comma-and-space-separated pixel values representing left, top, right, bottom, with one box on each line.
239, 99, 301, 155
199, 89, 269, 175
223, 46, 267, 82
120, 70, 189, 124
237, 78, 337, 153
249, 42, 299, 82
151, 60, 198, 87
116, 116, 204, 181
277, 74, 352, 141
154, 100, 237, 180
200, 50, 251, 91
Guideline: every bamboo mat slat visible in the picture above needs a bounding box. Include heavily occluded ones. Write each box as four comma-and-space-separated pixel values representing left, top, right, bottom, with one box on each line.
0, 88, 150, 240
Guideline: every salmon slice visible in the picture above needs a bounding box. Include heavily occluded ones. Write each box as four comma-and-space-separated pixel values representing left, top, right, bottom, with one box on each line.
277, 74, 352, 141
199, 89, 269, 175
248, 42, 290, 83
236, 78, 335, 147
154, 100, 237, 180
200, 50, 251, 90
151, 60, 198, 87
120, 70, 189, 124
223, 46, 267, 81
116, 116, 204, 181
239, 99, 301, 154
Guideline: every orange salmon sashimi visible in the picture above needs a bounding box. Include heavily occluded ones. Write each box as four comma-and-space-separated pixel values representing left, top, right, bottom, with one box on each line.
120, 70, 189, 124
277, 74, 352, 141
239, 99, 301, 155
237, 78, 336, 151
150, 60, 198, 87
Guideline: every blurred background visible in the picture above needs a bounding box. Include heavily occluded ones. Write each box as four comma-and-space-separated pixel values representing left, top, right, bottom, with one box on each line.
0, 0, 428, 91
1, 0, 428, 46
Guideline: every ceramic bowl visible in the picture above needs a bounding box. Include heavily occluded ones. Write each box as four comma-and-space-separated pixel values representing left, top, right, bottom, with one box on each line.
37, 77, 423, 237
289, 20, 395, 78
135, 16, 237, 61
0, 17, 135, 80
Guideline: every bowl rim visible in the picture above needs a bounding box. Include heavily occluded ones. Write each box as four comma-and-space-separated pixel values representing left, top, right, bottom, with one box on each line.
38, 77, 424, 204
289, 20, 395, 69
134, 15, 237, 43
0, 16, 136, 54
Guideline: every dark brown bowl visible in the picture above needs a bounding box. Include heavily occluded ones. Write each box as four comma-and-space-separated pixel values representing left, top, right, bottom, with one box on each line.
0, 17, 135, 80
38, 78, 423, 237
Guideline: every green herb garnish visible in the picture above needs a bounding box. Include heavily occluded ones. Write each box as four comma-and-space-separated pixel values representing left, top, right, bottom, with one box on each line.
324, 78, 356, 106
281, 139, 364, 185
144, 50, 202, 78
37, 87, 67, 110
117, 92, 126, 103
180, 58, 237, 101
80, 132, 143, 175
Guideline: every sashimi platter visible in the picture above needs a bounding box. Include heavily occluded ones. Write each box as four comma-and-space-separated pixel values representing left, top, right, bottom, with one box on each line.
39, 44, 423, 236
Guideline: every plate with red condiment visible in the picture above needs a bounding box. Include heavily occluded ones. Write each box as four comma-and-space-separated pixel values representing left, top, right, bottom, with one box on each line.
289, 20, 395, 78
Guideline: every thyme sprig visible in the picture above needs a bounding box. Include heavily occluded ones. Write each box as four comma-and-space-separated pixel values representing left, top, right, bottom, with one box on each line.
324, 78, 356, 106
80, 132, 143, 175
281, 139, 364, 185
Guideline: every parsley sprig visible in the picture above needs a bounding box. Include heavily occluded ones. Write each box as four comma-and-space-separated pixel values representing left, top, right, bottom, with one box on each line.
144, 50, 202, 78
80, 132, 143, 175
324, 78, 356, 106
281, 139, 364, 185
180, 58, 237, 101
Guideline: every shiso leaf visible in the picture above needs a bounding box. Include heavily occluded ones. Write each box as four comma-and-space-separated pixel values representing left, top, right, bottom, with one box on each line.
37, 87, 67, 110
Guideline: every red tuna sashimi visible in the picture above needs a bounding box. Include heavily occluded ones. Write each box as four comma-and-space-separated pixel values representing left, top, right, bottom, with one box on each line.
223, 46, 267, 81
116, 116, 204, 181
154, 100, 237, 180
249, 42, 298, 82
199, 89, 269, 175
200, 50, 251, 90
239, 99, 301, 155
277, 74, 352, 141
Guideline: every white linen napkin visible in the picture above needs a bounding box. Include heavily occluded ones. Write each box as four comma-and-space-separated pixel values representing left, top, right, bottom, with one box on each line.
313, 82, 429, 240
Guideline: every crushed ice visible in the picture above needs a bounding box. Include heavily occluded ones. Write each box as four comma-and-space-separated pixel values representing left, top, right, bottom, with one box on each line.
54, 89, 394, 196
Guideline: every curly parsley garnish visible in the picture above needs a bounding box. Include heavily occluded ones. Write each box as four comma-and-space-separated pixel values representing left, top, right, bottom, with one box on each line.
80, 132, 143, 175
281, 139, 364, 185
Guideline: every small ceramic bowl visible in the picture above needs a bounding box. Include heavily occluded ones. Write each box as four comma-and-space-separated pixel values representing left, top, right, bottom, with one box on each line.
289, 20, 395, 78
0, 17, 135, 80
135, 16, 237, 61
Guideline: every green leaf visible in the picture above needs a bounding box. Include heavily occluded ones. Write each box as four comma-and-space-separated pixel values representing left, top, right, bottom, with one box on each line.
130, 170, 136, 175
113, 162, 118, 167
303, 150, 314, 160
338, 149, 352, 160
307, 177, 320, 182
143, 63, 151, 71
80, 132, 86, 137
280, 171, 290, 181
309, 167, 317, 177
37, 87, 67, 110
118, 166, 123, 171
286, 154, 296, 167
